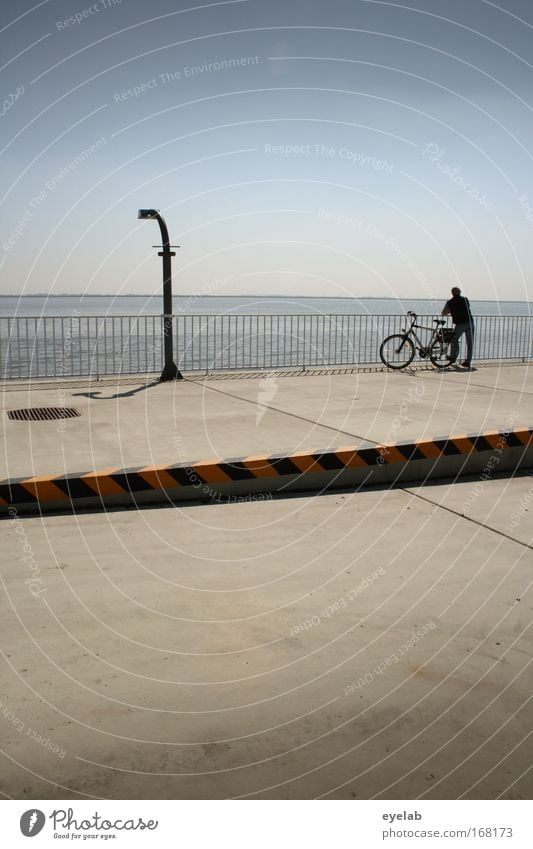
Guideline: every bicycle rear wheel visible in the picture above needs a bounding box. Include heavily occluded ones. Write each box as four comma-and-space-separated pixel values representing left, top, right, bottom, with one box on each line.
429, 337, 459, 369
379, 334, 416, 369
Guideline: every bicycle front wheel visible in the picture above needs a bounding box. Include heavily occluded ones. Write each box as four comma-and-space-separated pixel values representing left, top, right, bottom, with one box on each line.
379, 334, 416, 369
429, 337, 459, 369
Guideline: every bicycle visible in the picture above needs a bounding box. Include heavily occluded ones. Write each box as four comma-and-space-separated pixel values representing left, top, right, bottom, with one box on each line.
379, 311, 459, 370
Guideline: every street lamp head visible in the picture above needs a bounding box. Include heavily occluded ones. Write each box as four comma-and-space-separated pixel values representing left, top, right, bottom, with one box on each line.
138, 208, 159, 219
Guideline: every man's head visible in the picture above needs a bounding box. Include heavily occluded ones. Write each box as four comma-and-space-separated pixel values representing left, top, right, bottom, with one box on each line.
451, 286, 461, 296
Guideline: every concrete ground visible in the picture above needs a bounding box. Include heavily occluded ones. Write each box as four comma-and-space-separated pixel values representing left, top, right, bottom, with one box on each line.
1, 361, 531, 479
1, 474, 532, 800
0, 362, 531, 799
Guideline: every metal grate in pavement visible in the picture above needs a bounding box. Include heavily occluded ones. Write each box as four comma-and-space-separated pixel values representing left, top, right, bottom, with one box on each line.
7, 407, 81, 421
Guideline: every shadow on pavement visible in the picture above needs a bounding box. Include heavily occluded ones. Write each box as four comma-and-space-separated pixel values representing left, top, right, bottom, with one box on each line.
72, 379, 161, 400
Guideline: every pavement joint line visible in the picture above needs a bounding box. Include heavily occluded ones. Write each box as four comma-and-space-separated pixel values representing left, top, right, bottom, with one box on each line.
0, 425, 531, 514
189, 378, 374, 445
401, 487, 533, 552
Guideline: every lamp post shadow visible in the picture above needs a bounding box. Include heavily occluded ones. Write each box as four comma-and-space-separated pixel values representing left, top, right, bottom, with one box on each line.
72, 379, 162, 400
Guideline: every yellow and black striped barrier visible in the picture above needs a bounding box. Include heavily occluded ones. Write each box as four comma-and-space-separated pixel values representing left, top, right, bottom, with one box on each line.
1, 426, 532, 514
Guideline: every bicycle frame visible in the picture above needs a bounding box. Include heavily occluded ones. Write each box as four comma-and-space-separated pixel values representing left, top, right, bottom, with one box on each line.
402, 312, 446, 356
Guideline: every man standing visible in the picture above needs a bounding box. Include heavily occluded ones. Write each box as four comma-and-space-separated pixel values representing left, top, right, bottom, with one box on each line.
442, 286, 474, 368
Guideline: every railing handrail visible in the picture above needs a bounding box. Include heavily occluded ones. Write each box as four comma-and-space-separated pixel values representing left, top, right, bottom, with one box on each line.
1, 312, 531, 319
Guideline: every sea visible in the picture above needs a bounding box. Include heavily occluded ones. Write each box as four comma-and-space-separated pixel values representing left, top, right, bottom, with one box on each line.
0, 295, 531, 318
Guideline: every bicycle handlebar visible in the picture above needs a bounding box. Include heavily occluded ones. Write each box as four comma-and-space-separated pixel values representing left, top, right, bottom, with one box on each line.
406, 311, 447, 326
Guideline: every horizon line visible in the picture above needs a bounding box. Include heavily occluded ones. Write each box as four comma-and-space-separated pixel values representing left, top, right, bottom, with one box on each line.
0, 294, 531, 304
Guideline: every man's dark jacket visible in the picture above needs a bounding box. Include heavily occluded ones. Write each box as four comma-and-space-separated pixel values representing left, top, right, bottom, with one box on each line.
446, 295, 473, 324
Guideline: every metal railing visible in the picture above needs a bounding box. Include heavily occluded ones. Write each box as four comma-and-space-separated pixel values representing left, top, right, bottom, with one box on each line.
0, 313, 531, 380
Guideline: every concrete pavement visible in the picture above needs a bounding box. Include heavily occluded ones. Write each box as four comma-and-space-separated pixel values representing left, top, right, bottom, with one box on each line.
1, 362, 530, 481
1, 474, 531, 799
0, 361, 532, 799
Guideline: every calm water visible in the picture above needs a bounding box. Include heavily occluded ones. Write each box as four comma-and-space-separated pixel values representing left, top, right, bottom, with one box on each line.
0, 295, 531, 317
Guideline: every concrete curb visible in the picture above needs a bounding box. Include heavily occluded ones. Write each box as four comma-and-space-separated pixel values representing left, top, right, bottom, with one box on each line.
1, 426, 532, 515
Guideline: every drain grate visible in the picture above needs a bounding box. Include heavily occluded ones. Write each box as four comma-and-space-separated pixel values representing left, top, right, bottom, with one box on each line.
7, 407, 81, 422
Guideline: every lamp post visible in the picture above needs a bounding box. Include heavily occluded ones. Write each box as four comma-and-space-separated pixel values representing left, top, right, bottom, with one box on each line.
138, 208, 182, 381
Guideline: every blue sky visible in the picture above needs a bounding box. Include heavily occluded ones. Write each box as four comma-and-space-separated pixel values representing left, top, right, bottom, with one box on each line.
1, 0, 532, 300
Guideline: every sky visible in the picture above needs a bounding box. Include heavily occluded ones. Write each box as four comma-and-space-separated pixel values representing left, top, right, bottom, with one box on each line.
1, 0, 533, 300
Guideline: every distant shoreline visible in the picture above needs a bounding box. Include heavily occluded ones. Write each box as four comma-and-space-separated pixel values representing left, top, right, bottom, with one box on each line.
0, 294, 531, 304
